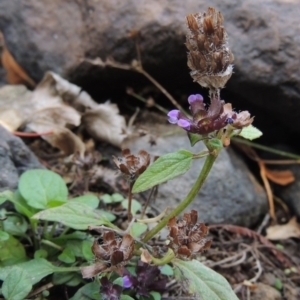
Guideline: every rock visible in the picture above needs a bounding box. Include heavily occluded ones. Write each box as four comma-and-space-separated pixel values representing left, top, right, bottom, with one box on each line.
0, 0, 299, 139
250, 283, 281, 300
123, 125, 268, 227
0, 125, 44, 191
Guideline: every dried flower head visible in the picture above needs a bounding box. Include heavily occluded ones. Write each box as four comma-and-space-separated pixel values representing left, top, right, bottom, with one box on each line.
168, 94, 228, 135
186, 7, 234, 94
223, 103, 254, 129
122, 261, 168, 297
113, 148, 150, 181
100, 277, 122, 300
167, 210, 211, 259
92, 231, 134, 267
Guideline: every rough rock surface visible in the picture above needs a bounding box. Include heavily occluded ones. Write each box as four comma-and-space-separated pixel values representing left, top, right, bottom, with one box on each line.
0, 125, 44, 191
123, 125, 268, 227
0, 0, 299, 137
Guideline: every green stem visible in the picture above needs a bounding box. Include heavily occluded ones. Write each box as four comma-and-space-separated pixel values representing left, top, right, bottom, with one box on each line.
30, 220, 39, 250
142, 150, 219, 243
50, 222, 57, 238
55, 266, 81, 273
41, 239, 63, 251
233, 137, 300, 160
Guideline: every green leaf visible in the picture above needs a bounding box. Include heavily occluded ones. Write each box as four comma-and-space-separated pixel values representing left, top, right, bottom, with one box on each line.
18, 169, 68, 210
2, 267, 32, 300
2, 213, 28, 238
7, 191, 38, 218
122, 199, 141, 215
149, 291, 161, 300
52, 272, 82, 287
0, 258, 53, 284
101, 193, 124, 204
52, 271, 76, 285
207, 138, 223, 149
0, 190, 14, 205
0, 234, 27, 263
238, 125, 262, 140
188, 132, 204, 147
113, 277, 123, 286
160, 264, 174, 276
0, 258, 79, 285
0, 230, 9, 241
58, 247, 76, 264
82, 240, 94, 261
173, 259, 239, 300
274, 278, 283, 290
34, 249, 48, 259
32, 202, 115, 230
132, 150, 194, 193
72, 194, 99, 209
69, 281, 101, 300
130, 222, 147, 238
121, 295, 135, 300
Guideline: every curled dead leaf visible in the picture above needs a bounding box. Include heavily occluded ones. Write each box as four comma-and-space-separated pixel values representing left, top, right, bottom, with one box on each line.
140, 248, 152, 263
266, 217, 300, 240
264, 168, 295, 186
82, 102, 127, 147
0, 31, 35, 87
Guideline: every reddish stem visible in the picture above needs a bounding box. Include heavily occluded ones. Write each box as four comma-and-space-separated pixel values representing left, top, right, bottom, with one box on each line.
13, 130, 54, 137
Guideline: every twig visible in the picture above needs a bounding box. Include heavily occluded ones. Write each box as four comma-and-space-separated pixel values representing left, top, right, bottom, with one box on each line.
28, 282, 54, 297
233, 137, 300, 160
249, 255, 263, 283
85, 57, 184, 112
256, 213, 270, 234
13, 130, 53, 137
206, 249, 247, 268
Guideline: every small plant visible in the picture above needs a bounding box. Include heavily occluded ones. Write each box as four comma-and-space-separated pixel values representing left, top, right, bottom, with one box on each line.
0, 7, 263, 300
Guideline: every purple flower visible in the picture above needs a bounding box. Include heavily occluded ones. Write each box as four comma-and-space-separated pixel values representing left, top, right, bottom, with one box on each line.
122, 261, 167, 297
122, 275, 133, 288
167, 94, 228, 135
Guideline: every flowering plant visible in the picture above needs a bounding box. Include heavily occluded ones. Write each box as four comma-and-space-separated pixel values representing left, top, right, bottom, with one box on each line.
81, 7, 262, 300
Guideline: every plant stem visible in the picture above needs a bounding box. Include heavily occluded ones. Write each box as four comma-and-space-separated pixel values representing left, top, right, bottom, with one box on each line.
233, 137, 300, 160
127, 182, 134, 222
41, 239, 63, 251
50, 222, 58, 238
142, 150, 219, 243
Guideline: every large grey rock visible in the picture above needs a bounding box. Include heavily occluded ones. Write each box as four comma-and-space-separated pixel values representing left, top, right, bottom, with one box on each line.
123, 125, 268, 227
0, 125, 44, 191
0, 0, 299, 136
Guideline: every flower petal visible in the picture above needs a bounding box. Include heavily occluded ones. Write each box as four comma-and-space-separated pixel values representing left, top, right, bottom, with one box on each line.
177, 119, 191, 130
167, 110, 180, 124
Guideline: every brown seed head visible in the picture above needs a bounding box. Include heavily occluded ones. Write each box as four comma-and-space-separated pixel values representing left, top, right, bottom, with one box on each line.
92, 231, 134, 267
167, 210, 211, 259
186, 7, 234, 92
113, 148, 150, 181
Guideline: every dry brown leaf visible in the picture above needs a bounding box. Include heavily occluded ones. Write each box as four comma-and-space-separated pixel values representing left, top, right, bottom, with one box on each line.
33, 72, 98, 111
140, 248, 152, 263
0, 85, 32, 131
0, 31, 36, 87
26, 120, 85, 156
0, 72, 129, 153
82, 102, 127, 147
264, 168, 295, 185
266, 217, 300, 240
